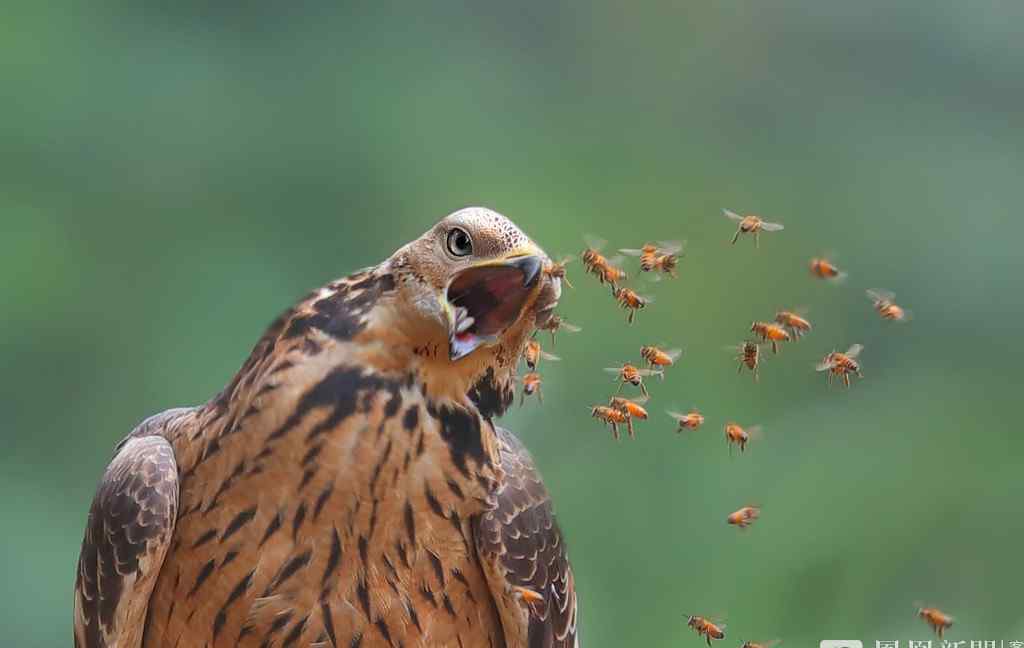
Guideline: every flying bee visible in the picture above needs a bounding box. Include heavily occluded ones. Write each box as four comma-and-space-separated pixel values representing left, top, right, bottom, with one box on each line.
612, 287, 652, 324
686, 615, 726, 646
774, 308, 812, 339
916, 605, 954, 638
620, 240, 685, 278
750, 321, 791, 354
667, 409, 704, 432
640, 345, 682, 375
728, 341, 762, 381
816, 344, 864, 387
581, 236, 628, 287
608, 395, 649, 439
723, 209, 784, 247
522, 338, 560, 370
724, 422, 761, 454
605, 363, 657, 397
727, 505, 761, 529
867, 289, 911, 322
591, 405, 629, 440
740, 640, 781, 648
809, 256, 847, 281
534, 314, 581, 345
520, 372, 543, 405
544, 256, 574, 289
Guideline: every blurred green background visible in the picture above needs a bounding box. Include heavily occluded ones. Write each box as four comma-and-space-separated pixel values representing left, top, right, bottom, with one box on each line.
3, 1, 1023, 646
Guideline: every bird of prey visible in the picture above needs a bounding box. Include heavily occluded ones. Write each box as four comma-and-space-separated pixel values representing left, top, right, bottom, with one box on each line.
73, 208, 580, 648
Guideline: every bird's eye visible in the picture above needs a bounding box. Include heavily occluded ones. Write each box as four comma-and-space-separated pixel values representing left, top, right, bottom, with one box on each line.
446, 228, 473, 257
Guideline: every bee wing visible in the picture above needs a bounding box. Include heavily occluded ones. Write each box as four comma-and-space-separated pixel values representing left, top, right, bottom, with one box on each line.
762, 639, 783, 648
760, 220, 784, 232
815, 358, 836, 372
894, 308, 913, 322
606, 254, 625, 267
625, 394, 650, 405
746, 425, 764, 440
665, 348, 684, 362
845, 343, 864, 358
583, 234, 607, 251
666, 410, 689, 421
657, 239, 685, 255
539, 351, 561, 361
560, 321, 582, 333
638, 293, 656, 304
723, 344, 743, 353
866, 288, 895, 302
640, 272, 663, 283
722, 208, 744, 223
618, 247, 645, 257
603, 367, 624, 374
555, 255, 575, 266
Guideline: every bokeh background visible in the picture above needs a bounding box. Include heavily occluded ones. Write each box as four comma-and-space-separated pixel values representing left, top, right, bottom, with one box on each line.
3, 1, 1023, 646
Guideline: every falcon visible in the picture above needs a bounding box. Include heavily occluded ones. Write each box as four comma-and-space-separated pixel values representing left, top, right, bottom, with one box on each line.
74, 207, 580, 647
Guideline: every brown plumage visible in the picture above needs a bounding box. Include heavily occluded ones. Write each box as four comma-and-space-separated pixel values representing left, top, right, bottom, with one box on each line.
73, 207, 579, 648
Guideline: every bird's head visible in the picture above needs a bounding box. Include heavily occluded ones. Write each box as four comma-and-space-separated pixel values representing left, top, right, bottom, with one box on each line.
388, 207, 560, 370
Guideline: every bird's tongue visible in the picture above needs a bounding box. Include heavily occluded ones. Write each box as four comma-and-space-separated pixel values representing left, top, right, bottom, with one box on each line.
447, 264, 533, 360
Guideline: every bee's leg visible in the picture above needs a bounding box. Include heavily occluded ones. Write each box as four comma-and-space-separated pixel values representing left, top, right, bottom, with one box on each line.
640, 382, 648, 397
538, 387, 543, 404
612, 423, 619, 441
627, 418, 634, 439
755, 231, 760, 248
731, 230, 740, 245
737, 362, 743, 375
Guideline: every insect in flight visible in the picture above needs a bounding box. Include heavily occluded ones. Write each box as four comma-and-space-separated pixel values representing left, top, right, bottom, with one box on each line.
522, 338, 560, 370
581, 236, 628, 288
519, 372, 543, 405
723, 209, 784, 247
724, 421, 761, 454
750, 321, 791, 354
591, 405, 630, 441
640, 345, 682, 376
727, 505, 761, 529
608, 395, 649, 439
544, 256, 574, 289
816, 344, 864, 387
809, 256, 847, 281
728, 341, 762, 381
612, 287, 653, 324
605, 363, 657, 397
534, 314, 582, 346
867, 289, 911, 322
686, 615, 727, 646
916, 605, 954, 638
620, 240, 685, 278
774, 308, 812, 339
667, 409, 705, 432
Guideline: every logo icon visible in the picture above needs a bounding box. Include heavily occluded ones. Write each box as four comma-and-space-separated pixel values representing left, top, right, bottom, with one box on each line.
820, 642, 864, 648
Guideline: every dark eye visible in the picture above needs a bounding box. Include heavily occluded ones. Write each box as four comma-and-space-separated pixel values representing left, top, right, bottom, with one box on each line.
446, 228, 473, 257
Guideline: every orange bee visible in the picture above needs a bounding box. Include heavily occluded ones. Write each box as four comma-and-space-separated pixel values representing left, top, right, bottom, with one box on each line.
620, 240, 685, 278
581, 236, 628, 287
916, 605, 954, 638
727, 505, 761, 529
520, 372, 543, 405
686, 615, 726, 646
605, 363, 656, 397
544, 256, 574, 289
867, 289, 911, 322
667, 409, 704, 432
729, 341, 762, 381
724, 421, 761, 454
640, 345, 682, 374
816, 344, 864, 387
612, 287, 651, 324
750, 321, 791, 354
591, 405, 630, 440
774, 309, 812, 339
809, 256, 847, 281
740, 640, 781, 648
534, 314, 582, 345
723, 209, 784, 247
523, 338, 560, 370
609, 395, 649, 439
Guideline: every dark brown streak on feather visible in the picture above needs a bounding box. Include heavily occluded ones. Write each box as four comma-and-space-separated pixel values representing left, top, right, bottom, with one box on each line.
292, 501, 307, 539
220, 507, 257, 543
213, 569, 255, 639
321, 600, 337, 647
313, 482, 335, 521
259, 511, 283, 547
188, 559, 216, 597
322, 527, 342, 588
262, 549, 313, 597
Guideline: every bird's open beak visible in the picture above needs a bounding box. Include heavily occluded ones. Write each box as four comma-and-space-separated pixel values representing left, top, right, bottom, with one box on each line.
445, 252, 545, 361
